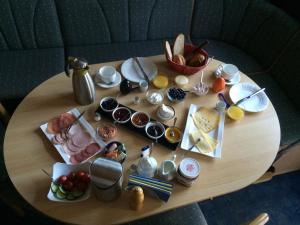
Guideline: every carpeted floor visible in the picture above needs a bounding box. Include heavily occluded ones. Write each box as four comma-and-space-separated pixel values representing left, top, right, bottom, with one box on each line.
1, 170, 299, 225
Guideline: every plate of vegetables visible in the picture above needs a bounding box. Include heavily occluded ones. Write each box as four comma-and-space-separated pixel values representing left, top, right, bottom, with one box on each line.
47, 162, 91, 202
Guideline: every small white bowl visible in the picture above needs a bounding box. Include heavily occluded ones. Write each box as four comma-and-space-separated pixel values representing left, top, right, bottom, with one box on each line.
156, 105, 175, 121
131, 111, 150, 128
99, 96, 119, 112
112, 107, 131, 124
146, 90, 164, 105
145, 121, 165, 140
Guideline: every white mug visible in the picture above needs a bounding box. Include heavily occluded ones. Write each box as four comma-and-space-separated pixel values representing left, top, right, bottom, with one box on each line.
98, 66, 117, 84
217, 64, 239, 81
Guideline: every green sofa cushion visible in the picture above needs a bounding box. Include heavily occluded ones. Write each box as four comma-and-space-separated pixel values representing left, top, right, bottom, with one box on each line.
0, 0, 63, 50
123, 203, 207, 225
66, 40, 165, 64
192, 39, 263, 73
235, 0, 299, 69
249, 73, 300, 146
56, 0, 193, 46
270, 32, 300, 110
0, 48, 64, 101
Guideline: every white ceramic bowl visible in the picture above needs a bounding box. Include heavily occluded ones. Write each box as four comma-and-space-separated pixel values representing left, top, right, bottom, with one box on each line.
131, 111, 150, 128
112, 107, 131, 124
99, 96, 119, 112
145, 121, 165, 140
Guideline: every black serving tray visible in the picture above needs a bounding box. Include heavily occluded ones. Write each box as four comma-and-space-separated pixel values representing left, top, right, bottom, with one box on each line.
96, 104, 178, 151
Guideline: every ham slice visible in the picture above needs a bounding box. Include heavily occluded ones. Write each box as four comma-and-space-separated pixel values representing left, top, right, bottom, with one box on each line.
47, 113, 76, 134
85, 143, 101, 154
71, 131, 92, 148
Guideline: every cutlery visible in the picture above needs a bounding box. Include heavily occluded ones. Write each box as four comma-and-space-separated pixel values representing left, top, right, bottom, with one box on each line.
170, 117, 177, 137
66, 110, 85, 133
134, 57, 150, 83
235, 88, 266, 106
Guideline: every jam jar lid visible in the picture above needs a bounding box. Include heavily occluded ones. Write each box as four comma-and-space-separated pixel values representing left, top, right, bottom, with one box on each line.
179, 158, 201, 179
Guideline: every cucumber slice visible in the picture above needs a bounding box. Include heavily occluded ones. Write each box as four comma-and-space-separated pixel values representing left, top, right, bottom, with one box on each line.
58, 185, 67, 194
66, 193, 76, 200
55, 189, 66, 199
72, 190, 84, 198
51, 183, 59, 193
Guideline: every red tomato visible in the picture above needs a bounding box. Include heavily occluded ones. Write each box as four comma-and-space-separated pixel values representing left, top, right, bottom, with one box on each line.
67, 172, 77, 181
81, 173, 91, 184
76, 171, 87, 181
63, 180, 74, 191
76, 182, 88, 192
57, 175, 68, 185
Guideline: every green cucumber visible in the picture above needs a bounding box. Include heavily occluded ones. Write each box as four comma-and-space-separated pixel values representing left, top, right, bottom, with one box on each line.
51, 183, 59, 193
72, 190, 84, 198
66, 193, 76, 200
58, 185, 67, 194
55, 189, 66, 199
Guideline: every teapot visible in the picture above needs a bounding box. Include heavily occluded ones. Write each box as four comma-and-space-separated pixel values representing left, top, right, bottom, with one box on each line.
158, 155, 177, 181
65, 57, 95, 105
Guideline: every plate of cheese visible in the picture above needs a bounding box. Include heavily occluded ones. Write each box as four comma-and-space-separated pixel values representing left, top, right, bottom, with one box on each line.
180, 104, 225, 158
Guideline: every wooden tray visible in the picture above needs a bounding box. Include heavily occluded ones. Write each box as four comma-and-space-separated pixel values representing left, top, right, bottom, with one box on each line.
95, 104, 178, 151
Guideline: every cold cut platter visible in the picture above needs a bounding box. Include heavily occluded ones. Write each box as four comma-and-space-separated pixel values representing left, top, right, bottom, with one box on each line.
40, 108, 106, 164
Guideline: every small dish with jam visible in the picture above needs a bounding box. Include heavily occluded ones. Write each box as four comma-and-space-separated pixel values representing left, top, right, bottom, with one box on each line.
100, 96, 119, 112
165, 126, 182, 143
131, 112, 150, 128
145, 121, 165, 140
112, 107, 131, 124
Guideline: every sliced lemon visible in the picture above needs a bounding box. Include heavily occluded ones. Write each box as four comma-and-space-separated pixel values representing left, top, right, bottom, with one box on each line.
153, 74, 169, 89
227, 106, 244, 121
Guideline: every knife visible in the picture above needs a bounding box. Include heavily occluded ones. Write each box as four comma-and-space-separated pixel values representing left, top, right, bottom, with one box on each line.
66, 110, 85, 133
235, 88, 266, 106
134, 57, 150, 83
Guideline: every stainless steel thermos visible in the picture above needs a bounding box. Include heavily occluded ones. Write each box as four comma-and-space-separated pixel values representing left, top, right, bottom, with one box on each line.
65, 57, 95, 105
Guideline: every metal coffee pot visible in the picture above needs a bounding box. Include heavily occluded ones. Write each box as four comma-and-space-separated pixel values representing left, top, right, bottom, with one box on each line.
65, 57, 95, 105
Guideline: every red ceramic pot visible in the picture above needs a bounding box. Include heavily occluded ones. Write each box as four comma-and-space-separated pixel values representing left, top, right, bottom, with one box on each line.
165, 44, 209, 75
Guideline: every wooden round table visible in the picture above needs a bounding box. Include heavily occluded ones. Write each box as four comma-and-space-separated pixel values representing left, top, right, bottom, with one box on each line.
4, 55, 280, 225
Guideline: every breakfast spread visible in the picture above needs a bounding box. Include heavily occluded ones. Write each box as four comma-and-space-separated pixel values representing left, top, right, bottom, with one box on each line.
152, 74, 169, 89
175, 75, 189, 88
97, 124, 117, 141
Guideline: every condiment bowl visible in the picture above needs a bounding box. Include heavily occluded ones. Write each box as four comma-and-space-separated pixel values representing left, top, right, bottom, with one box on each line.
131, 111, 150, 128
156, 104, 175, 121
112, 107, 131, 124
165, 126, 182, 143
145, 121, 165, 140
166, 87, 187, 103
100, 96, 119, 112
146, 90, 164, 105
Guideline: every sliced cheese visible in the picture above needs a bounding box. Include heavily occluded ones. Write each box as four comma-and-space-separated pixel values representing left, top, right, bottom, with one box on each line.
190, 129, 218, 153
192, 107, 219, 133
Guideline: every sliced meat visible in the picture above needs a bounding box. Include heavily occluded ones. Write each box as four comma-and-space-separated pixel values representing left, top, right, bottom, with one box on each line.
65, 140, 84, 154
47, 117, 60, 134
81, 149, 91, 159
71, 131, 92, 148
70, 155, 79, 164
85, 143, 101, 154
74, 152, 84, 163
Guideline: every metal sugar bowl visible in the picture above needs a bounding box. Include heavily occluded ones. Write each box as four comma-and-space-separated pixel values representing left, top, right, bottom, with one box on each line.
65, 56, 95, 105
90, 158, 123, 201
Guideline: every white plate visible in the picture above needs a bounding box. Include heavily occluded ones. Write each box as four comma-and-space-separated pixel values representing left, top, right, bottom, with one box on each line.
40, 108, 106, 164
214, 65, 240, 85
180, 104, 225, 158
121, 57, 157, 83
47, 162, 91, 202
229, 83, 269, 112
94, 71, 122, 88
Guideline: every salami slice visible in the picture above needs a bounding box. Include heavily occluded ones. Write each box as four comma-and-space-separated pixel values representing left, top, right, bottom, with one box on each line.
85, 143, 101, 154
74, 152, 84, 163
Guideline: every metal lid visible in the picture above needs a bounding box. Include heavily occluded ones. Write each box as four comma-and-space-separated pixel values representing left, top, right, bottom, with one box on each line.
179, 157, 201, 179
72, 58, 88, 69
90, 158, 123, 188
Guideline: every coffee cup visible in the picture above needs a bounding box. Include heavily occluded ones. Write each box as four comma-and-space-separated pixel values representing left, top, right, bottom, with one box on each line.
98, 66, 117, 84
217, 64, 239, 81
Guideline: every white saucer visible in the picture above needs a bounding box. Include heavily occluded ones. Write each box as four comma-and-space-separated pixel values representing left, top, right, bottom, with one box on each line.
214, 65, 240, 85
94, 71, 122, 88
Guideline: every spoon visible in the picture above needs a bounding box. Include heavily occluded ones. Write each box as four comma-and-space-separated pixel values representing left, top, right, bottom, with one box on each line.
170, 117, 177, 137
